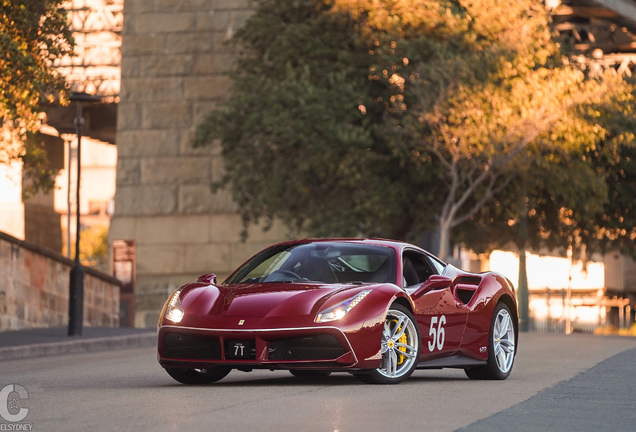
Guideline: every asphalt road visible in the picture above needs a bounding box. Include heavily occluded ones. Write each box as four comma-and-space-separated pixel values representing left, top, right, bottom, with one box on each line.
1, 333, 635, 432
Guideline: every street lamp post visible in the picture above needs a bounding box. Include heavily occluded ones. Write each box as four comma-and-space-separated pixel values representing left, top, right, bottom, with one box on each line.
68, 98, 85, 336
67, 92, 101, 336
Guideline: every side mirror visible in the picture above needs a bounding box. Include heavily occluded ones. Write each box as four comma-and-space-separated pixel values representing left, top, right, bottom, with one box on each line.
426, 275, 452, 290
196, 273, 217, 284
412, 275, 452, 299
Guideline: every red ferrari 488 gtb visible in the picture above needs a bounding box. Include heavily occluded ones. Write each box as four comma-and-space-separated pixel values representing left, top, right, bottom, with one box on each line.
158, 239, 518, 384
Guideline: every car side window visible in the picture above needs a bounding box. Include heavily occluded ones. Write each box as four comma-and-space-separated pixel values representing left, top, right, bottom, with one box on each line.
402, 251, 436, 288
429, 257, 446, 274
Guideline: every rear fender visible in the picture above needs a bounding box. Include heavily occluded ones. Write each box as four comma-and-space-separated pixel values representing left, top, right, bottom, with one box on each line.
459, 273, 517, 360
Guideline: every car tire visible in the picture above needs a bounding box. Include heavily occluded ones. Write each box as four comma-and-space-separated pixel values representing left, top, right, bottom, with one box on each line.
165, 367, 231, 384
289, 370, 332, 378
355, 303, 420, 384
465, 302, 516, 380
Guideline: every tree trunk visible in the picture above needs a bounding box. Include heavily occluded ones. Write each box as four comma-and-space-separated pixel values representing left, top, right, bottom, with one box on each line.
518, 248, 529, 332
438, 219, 451, 261
518, 191, 529, 332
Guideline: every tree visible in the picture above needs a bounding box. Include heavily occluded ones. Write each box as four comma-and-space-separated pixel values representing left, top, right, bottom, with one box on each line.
67, 225, 109, 271
194, 0, 445, 240
0, 0, 74, 193
573, 88, 636, 256
358, 0, 633, 258
195, 0, 635, 259
454, 81, 636, 258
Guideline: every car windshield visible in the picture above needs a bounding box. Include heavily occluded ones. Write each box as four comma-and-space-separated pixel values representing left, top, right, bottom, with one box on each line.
225, 242, 397, 285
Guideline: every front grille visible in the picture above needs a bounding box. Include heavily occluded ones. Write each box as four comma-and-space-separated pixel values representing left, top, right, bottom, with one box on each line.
269, 334, 347, 361
162, 333, 222, 360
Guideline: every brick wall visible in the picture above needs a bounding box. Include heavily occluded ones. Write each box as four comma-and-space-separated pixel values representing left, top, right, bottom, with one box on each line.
0, 231, 120, 331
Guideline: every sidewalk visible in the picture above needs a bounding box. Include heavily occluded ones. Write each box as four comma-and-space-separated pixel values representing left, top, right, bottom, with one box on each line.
0, 326, 156, 360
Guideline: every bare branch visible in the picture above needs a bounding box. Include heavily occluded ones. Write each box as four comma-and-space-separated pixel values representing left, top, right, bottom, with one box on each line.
452, 173, 515, 227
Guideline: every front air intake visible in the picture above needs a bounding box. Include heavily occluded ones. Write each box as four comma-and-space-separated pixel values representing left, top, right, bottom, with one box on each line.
269, 334, 346, 361
162, 333, 222, 360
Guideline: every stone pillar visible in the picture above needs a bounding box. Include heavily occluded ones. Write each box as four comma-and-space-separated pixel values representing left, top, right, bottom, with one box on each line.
111, 0, 288, 327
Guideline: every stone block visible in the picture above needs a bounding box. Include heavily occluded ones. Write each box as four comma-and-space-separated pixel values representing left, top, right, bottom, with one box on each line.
197, 10, 253, 33
210, 189, 237, 213
116, 157, 141, 185
164, 33, 215, 54
134, 214, 210, 244
230, 240, 279, 269
193, 101, 217, 126
135, 274, 192, 295
142, 101, 192, 129
117, 130, 183, 157
141, 156, 210, 184
121, 34, 167, 56
196, 10, 230, 32
136, 244, 185, 274
126, 12, 196, 34
120, 77, 184, 103
213, 31, 236, 53
247, 218, 290, 242
117, 103, 143, 130
178, 184, 236, 214
184, 242, 232, 274
121, 56, 142, 78
231, 10, 254, 29
215, 0, 253, 10
156, 0, 214, 12
208, 213, 244, 242
185, 75, 231, 101
178, 184, 216, 213
115, 185, 178, 215
193, 53, 235, 74
178, 129, 219, 156
140, 54, 194, 76
124, 0, 157, 13
108, 216, 136, 244
211, 154, 225, 182
208, 214, 289, 248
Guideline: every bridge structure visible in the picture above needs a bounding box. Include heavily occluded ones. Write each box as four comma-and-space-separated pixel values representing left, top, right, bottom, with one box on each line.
554, 0, 636, 75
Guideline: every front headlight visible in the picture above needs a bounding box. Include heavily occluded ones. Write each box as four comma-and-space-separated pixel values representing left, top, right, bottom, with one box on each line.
164, 288, 184, 323
315, 290, 371, 323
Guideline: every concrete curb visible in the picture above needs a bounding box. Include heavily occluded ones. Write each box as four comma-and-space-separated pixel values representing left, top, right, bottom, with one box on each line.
0, 332, 157, 360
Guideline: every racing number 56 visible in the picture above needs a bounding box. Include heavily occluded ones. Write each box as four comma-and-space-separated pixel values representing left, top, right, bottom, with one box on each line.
427, 315, 446, 351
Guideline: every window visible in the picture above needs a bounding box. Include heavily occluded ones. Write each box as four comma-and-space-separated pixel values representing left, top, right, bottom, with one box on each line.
225, 242, 396, 285
402, 250, 437, 288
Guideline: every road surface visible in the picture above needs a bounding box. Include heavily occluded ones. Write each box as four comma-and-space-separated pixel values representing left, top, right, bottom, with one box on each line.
1, 332, 635, 431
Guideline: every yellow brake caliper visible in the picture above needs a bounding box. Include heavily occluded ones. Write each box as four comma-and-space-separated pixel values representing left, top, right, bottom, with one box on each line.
390, 319, 408, 365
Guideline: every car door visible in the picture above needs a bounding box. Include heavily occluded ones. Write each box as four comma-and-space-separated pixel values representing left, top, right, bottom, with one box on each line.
402, 250, 469, 360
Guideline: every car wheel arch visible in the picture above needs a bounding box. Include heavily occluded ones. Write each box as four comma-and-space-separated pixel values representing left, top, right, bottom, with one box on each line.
391, 295, 414, 315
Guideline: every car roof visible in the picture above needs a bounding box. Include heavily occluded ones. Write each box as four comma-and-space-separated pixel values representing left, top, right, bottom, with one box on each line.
267, 238, 436, 257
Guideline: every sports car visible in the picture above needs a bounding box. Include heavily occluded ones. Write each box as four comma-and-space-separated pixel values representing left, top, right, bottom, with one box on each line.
157, 238, 518, 384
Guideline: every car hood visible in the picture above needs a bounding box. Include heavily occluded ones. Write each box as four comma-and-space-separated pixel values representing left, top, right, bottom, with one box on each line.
180, 282, 369, 318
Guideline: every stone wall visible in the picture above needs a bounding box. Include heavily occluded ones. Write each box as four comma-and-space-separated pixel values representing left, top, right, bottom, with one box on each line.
0, 231, 120, 331
111, 0, 288, 328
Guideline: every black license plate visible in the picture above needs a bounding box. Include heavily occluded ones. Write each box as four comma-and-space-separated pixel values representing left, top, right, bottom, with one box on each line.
226, 340, 252, 359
